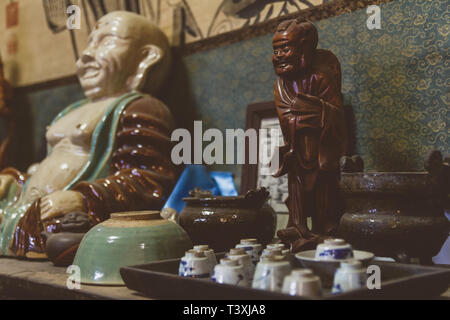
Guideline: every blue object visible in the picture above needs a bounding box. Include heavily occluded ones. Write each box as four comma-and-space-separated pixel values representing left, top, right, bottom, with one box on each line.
318, 248, 354, 260
162, 165, 238, 213
432, 210, 450, 265
210, 171, 238, 197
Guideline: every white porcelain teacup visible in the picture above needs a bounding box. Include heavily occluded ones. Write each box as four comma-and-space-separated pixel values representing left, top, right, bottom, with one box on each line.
282, 269, 322, 298
332, 260, 368, 294
212, 258, 250, 287
235, 239, 263, 265
315, 238, 354, 261
227, 248, 254, 281
179, 250, 211, 279
193, 244, 217, 274
252, 255, 291, 292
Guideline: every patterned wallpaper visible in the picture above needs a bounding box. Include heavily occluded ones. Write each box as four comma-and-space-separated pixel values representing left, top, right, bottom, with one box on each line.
13, 0, 449, 188
162, 0, 449, 184
326, 0, 449, 172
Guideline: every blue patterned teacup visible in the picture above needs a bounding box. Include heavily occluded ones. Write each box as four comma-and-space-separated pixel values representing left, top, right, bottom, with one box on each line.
252, 255, 291, 292
193, 245, 217, 275
315, 239, 354, 261
212, 258, 250, 287
282, 269, 322, 297
179, 250, 211, 279
332, 261, 367, 294
235, 239, 263, 265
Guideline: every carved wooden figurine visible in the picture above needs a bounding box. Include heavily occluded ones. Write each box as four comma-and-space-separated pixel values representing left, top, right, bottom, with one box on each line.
271, 18, 348, 252
0, 12, 177, 262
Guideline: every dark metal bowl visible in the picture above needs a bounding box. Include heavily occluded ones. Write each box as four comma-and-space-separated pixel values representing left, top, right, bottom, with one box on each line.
338, 172, 449, 263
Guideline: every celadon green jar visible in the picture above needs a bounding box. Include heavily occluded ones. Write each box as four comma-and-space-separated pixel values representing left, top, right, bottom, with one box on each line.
73, 211, 192, 285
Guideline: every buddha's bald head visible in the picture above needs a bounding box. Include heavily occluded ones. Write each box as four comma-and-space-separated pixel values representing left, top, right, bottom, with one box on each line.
77, 11, 171, 100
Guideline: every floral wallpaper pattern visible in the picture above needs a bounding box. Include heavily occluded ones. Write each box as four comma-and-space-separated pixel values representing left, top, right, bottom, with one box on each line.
323, 0, 449, 172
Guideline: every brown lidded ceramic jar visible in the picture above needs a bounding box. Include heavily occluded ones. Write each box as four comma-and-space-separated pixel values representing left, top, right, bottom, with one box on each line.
179, 188, 277, 252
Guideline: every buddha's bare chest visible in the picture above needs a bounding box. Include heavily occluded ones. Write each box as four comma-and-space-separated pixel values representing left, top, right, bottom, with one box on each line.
46, 98, 113, 149
22, 99, 115, 201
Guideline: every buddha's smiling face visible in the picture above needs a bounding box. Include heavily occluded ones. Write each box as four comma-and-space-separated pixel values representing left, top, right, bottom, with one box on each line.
76, 15, 140, 100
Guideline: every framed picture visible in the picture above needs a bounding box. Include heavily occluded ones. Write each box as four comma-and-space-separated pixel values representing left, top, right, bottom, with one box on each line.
241, 101, 288, 214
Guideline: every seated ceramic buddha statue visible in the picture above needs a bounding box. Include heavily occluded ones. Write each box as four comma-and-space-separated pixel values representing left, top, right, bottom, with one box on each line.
0, 11, 177, 260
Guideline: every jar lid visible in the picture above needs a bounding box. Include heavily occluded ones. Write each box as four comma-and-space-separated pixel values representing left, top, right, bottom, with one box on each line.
229, 248, 246, 256
323, 238, 347, 246
240, 239, 257, 245
186, 249, 205, 258
266, 248, 283, 256
262, 255, 287, 263
110, 211, 161, 221
340, 260, 363, 270
291, 269, 313, 277
267, 243, 285, 250
194, 245, 210, 251
220, 258, 238, 266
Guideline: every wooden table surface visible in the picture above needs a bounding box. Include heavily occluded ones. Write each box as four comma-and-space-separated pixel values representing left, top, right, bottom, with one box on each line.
0, 257, 448, 300
0, 257, 149, 300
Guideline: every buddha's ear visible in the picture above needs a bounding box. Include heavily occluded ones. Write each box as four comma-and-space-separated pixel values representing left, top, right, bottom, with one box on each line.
128, 44, 163, 92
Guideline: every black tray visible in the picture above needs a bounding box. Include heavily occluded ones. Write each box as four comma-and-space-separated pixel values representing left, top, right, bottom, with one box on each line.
120, 255, 450, 300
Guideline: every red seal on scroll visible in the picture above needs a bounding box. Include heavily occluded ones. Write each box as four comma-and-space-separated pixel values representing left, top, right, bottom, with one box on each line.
6, 2, 19, 28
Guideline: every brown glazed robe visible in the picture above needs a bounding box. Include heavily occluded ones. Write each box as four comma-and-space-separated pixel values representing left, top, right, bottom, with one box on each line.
273, 49, 347, 249
5, 96, 178, 257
